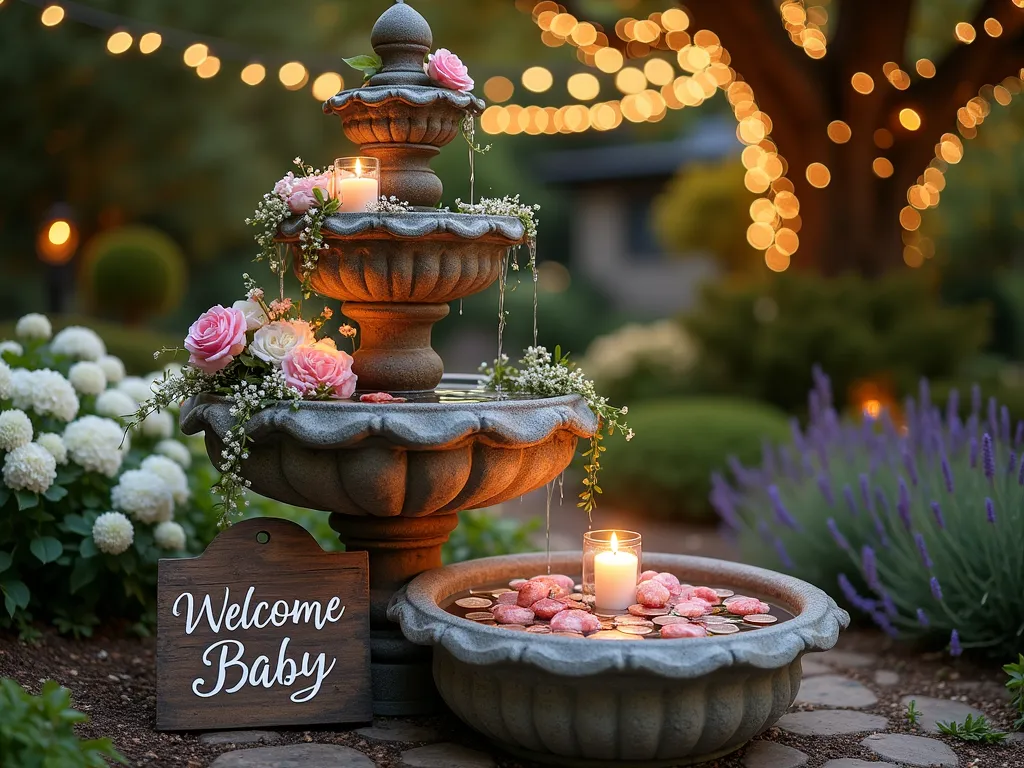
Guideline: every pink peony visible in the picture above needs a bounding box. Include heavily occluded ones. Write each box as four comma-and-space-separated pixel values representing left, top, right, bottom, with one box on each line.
424, 48, 474, 92
281, 343, 357, 399
286, 172, 332, 214
184, 305, 247, 374
273, 172, 297, 199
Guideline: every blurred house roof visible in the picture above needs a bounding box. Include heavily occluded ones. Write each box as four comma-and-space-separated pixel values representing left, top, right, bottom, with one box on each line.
539, 117, 740, 185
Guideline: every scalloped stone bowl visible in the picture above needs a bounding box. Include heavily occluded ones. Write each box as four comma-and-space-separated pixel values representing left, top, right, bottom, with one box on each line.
390, 552, 849, 767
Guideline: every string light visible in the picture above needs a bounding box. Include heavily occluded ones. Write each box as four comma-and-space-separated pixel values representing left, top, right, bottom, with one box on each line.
139, 32, 162, 54
106, 30, 132, 55
240, 62, 266, 86
827, 120, 851, 143
522, 66, 554, 92
278, 61, 308, 90
196, 56, 221, 79
954, 22, 977, 44
806, 162, 831, 188
311, 72, 344, 101
851, 72, 874, 94
182, 43, 208, 68
915, 59, 936, 78
567, 72, 600, 100
898, 107, 922, 130
40, 5, 64, 26
484, 76, 515, 103
872, 157, 894, 178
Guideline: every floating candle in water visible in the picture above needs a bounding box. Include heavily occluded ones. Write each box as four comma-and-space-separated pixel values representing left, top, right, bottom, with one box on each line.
335, 157, 380, 213
593, 533, 639, 612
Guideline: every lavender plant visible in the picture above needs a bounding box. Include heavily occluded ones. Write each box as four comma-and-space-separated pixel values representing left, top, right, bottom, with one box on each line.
714, 368, 1024, 656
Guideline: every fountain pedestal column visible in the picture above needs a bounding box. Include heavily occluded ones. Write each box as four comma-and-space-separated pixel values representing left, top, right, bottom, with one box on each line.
343, 302, 448, 394
329, 512, 459, 715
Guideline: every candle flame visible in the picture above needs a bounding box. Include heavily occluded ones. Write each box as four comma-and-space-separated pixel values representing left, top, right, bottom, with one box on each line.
610, 532, 618, 555
355, 158, 363, 178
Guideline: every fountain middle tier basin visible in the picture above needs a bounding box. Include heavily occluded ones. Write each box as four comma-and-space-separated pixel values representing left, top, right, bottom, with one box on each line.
389, 552, 850, 767
180, 391, 596, 517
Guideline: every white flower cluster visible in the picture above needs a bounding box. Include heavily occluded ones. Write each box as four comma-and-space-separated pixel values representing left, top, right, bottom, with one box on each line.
155, 439, 192, 468
247, 190, 292, 276
3, 442, 57, 494
141, 455, 190, 504
0, 360, 11, 400
10, 369, 79, 422
118, 376, 154, 404
0, 341, 23, 358
51, 326, 106, 361
111, 468, 173, 523
36, 432, 67, 465
63, 415, 126, 477
95, 389, 137, 420
366, 195, 411, 213
15, 313, 52, 342
0, 409, 33, 451
92, 511, 134, 555
97, 355, 126, 384
455, 195, 540, 242
68, 361, 107, 396
154, 520, 187, 551
581, 320, 696, 385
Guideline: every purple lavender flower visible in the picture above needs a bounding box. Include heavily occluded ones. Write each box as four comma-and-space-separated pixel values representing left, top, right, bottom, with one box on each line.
816, 473, 835, 506
790, 418, 806, 452
880, 590, 897, 618
874, 488, 890, 517
988, 396, 998, 437
946, 388, 960, 426
941, 455, 954, 493
902, 446, 919, 486
969, 436, 979, 468
930, 576, 944, 601
1010, 450, 1018, 476
982, 433, 995, 480
919, 377, 931, 407
914, 532, 934, 568
859, 474, 875, 513
873, 610, 899, 638
773, 537, 794, 569
843, 484, 858, 516
917, 607, 930, 627
897, 478, 912, 530
710, 473, 740, 529
871, 512, 890, 549
768, 485, 800, 530
1018, 456, 1024, 486
971, 384, 981, 416
837, 573, 877, 613
930, 500, 945, 529
827, 518, 850, 550
1016, 420, 1023, 447
949, 628, 962, 657
861, 545, 879, 591
727, 455, 749, 486
1001, 405, 1011, 444
985, 497, 996, 524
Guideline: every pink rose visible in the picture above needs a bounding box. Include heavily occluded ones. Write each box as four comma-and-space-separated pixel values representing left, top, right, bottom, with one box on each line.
273, 172, 297, 199
184, 305, 247, 374
286, 172, 332, 214
424, 49, 474, 92
282, 343, 357, 399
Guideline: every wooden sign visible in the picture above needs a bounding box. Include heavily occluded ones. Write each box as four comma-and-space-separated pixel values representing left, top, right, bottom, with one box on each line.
156, 517, 371, 731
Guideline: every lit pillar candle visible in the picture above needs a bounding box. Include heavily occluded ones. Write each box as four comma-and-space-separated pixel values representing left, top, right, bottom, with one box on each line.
335, 158, 380, 213
594, 533, 639, 611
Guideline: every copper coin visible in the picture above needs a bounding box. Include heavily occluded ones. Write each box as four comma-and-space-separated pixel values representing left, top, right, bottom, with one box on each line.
743, 614, 778, 625
616, 624, 653, 636
568, 593, 585, 601
489, 588, 514, 595
561, 601, 588, 611
614, 615, 654, 626
628, 604, 669, 617
653, 615, 690, 626
465, 611, 495, 621
599, 622, 615, 631
588, 630, 635, 641
701, 615, 732, 625
707, 623, 740, 635
500, 624, 528, 631
723, 595, 752, 605
713, 588, 735, 598
456, 597, 493, 609
526, 625, 552, 634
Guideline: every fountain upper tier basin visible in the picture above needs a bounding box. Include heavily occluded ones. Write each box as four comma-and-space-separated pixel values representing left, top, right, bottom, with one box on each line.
280, 212, 526, 304
180, 388, 596, 518
390, 552, 849, 767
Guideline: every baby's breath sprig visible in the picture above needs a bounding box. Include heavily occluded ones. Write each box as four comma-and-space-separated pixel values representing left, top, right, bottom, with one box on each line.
366, 196, 411, 213
461, 113, 492, 155
478, 345, 631, 518
455, 195, 540, 274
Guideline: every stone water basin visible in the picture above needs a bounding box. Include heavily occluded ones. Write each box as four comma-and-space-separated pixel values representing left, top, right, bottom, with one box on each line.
389, 551, 849, 767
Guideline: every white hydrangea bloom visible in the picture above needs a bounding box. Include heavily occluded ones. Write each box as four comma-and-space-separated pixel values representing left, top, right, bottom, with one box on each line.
27, 369, 80, 422
111, 469, 173, 523
140, 454, 190, 504
14, 313, 52, 342
0, 360, 11, 400
36, 432, 67, 465
0, 409, 33, 451
92, 511, 134, 555
67, 361, 107, 396
50, 326, 106, 361
155, 439, 192, 468
118, 376, 153, 404
9, 369, 33, 410
97, 355, 126, 384
0, 341, 24, 358
153, 520, 187, 551
138, 409, 173, 440
94, 389, 137, 421
63, 415, 125, 477
3, 442, 57, 494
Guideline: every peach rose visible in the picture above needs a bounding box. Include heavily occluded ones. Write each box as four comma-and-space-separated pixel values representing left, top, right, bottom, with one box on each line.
424, 49, 474, 92
282, 343, 357, 399
184, 305, 247, 374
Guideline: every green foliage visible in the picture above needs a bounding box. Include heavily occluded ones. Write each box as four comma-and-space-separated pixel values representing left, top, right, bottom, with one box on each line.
936, 714, 1007, 744
343, 54, 383, 82
684, 271, 990, 413
906, 699, 922, 727
80, 227, 187, 324
1005, 654, 1024, 731
602, 397, 790, 523
0, 678, 125, 767
652, 159, 757, 273
443, 509, 539, 565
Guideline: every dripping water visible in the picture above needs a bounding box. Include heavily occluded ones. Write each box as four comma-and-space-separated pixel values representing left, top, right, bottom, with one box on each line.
545, 480, 556, 574
558, 471, 565, 505
465, 114, 476, 205
530, 238, 539, 347
459, 298, 463, 316
495, 248, 511, 396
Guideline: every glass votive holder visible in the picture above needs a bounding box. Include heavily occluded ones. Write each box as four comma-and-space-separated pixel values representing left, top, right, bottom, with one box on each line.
333, 156, 380, 213
582, 529, 642, 615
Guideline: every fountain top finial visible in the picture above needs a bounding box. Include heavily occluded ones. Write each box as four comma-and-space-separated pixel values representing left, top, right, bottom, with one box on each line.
368, 1, 432, 86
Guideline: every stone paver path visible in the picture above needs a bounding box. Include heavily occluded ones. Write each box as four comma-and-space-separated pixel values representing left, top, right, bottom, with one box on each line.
742, 740, 809, 768
200, 731, 281, 746
795, 674, 879, 708
777, 710, 888, 736
900, 694, 988, 734
822, 760, 897, 767
861, 733, 959, 767
209, 744, 375, 768
873, 670, 900, 687
400, 743, 496, 768
356, 718, 440, 743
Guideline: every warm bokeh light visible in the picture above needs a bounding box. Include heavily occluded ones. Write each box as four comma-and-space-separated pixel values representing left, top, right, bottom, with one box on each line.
872, 157, 894, 178
915, 59, 936, 78
571, 21, 598, 47
898, 107, 922, 130
484, 76, 514, 103
765, 246, 790, 272
660, 8, 690, 31
899, 206, 922, 230
984, 18, 1003, 37
806, 162, 831, 188
106, 31, 132, 55
827, 120, 851, 143
40, 5, 64, 26
183, 43, 208, 68
139, 32, 162, 54
873, 128, 894, 149
750, 198, 776, 223
240, 63, 266, 86
48, 220, 71, 246
196, 56, 220, 79
38, 218, 78, 265
644, 58, 675, 87
615, 67, 647, 94
774, 191, 800, 219
311, 72, 343, 101
279, 61, 308, 90
851, 72, 874, 94
903, 245, 924, 268
954, 22, 976, 43
567, 72, 600, 100
594, 47, 624, 73
774, 228, 799, 256
747, 222, 775, 250
522, 66, 554, 93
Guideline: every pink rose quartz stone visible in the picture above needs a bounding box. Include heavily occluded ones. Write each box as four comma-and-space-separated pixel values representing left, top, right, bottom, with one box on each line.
531, 574, 575, 594
531, 598, 568, 620
517, 580, 552, 608
673, 600, 712, 618
550, 609, 601, 634
638, 570, 659, 583
724, 598, 771, 615
495, 592, 518, 605
690, 586, 722, 606
492, 605, 535, 625
636, 580, 671, 608
661, 622, 708, 638
652, 572, 681, 591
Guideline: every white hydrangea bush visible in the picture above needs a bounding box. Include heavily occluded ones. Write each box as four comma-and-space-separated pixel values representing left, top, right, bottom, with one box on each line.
0, 315, 215, 636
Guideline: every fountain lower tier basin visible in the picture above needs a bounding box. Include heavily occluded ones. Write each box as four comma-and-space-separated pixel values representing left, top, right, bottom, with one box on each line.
389, 552, 849, 767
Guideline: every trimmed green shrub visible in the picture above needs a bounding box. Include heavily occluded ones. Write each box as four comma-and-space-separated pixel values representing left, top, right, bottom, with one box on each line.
443, 508, 539, 564
601, 397, 791, 523
684, 271, 989, 413
0, 679, 124, 766
79, 226, 187, 324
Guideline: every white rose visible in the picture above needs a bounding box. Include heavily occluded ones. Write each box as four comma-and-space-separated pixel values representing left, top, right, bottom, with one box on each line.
68, 362, 107, 396
63, 415, 125, 477
0, 360, 11, 400
36, 432, 67, 465
155, 439, 192, 468
154, 520, 187, 551
3, 443, 57, 494
95, 390, 138, 421
249, 321, 314, 366
232, 299, 269, 331
0, 409, 33, 451
51, 326, 106, 361
15, 313, 52, 342
141, 455, 190, 504
97, 355, 126, 384
92, 511, 134, 555
111, 468, 173, 523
